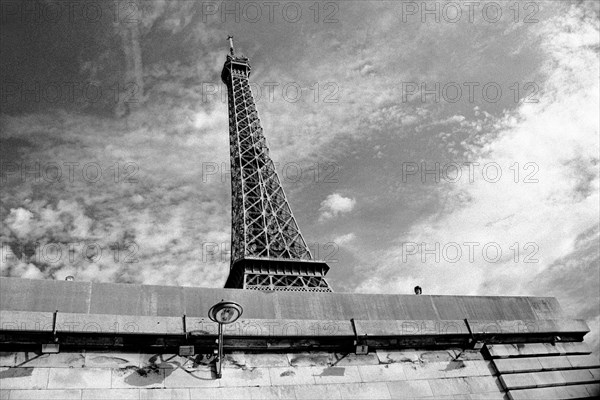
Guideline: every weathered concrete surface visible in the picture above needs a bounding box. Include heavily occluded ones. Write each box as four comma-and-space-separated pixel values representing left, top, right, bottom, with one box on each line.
6, 310, 586, 339
1, 277, 590, 344
0, 278, 596, 398
487, 342, 600, 399
487, 342, 591, 358
0, 277, 566, 321
0, 345, 597, 399
508, 384, 598, 399
0, 348, 506, 399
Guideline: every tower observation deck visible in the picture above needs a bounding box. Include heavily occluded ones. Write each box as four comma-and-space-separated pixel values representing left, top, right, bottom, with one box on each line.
221, 37, 332, 292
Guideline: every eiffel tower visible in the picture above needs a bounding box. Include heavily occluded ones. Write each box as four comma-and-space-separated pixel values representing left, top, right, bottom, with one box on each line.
221, 37, 332, 292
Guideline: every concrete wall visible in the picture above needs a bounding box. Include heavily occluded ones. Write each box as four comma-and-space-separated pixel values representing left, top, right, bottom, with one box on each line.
1, 278, 597, 399
0, 348, 506, 399
2, 345, 598, 399
0, 277, 564, 321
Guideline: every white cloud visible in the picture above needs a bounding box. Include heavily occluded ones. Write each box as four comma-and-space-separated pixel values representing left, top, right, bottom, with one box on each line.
354, 4, 599, 349
0, 244, 44, 280
319, 194, 356, 222
334, 233, 356, 246
5, 208, 34, 240
5, 200, 93, 242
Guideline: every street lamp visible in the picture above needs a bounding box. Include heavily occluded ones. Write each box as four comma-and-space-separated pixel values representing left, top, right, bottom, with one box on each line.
208, 300, 243, 378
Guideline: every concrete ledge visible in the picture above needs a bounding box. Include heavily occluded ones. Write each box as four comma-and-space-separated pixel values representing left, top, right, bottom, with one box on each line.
0, 278, 592, 363
2, 310, 356, 337
0, 310, 54, 332
561, 368, 600, 385
493, 355, 600, 373
470, 319, 590, 335
537, 356, 572, 371
508, 384, 593, 400
185, 318, 355, 337
499, 367, 599, 391
2, 310, 590, 342
56, 312, 184, 335
555, 342, 592, 355
585, 383, 600, 397
0, 277, 566, 322
494, 358, 543, 374
567, 354, 600, 369
500, 373, 537, 390
486, 343, 591, 358
355, 320, 468, 336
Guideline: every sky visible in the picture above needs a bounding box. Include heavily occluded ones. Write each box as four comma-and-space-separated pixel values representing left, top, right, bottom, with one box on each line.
1, 1, 598, 351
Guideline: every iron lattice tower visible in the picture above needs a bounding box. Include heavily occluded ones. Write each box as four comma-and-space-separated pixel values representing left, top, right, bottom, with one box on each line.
221, 37, 332, 292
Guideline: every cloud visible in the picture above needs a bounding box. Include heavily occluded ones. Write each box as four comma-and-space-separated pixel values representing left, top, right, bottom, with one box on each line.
353, 3, 599, 350
333, 233, 356, 246
319, 194, 356, 222
0, 245, 44, 280
5, 201, 94, 242
0, 103, 231, 288
4, 208, 34, 240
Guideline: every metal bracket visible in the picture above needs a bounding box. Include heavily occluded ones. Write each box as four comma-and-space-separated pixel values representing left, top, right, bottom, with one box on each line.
351, 318, 369, 355
52, 309, 58, 342
178, 314, 195, 356
464, 318, 484, 350
182, 314, 188, 340
42, 310, 60, 353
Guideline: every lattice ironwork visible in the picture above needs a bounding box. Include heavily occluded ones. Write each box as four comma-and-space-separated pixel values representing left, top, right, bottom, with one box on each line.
245, 273, 332, 292
220, 38, 332, 292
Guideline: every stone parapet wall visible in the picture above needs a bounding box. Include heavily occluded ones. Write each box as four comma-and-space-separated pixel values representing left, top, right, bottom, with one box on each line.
0, 277, 567, 322
0, 348, 508, 399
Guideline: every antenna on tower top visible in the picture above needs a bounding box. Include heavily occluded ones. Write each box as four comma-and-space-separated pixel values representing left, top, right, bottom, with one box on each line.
227, 35, 234, 56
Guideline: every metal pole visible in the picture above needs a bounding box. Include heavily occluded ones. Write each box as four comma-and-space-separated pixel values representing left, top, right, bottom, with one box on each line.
217, 323, 224, 378
52, 310, 58, 342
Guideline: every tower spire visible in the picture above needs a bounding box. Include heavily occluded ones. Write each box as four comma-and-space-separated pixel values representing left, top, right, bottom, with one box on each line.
227, 35, 235, 56
220, 44, 333, 292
